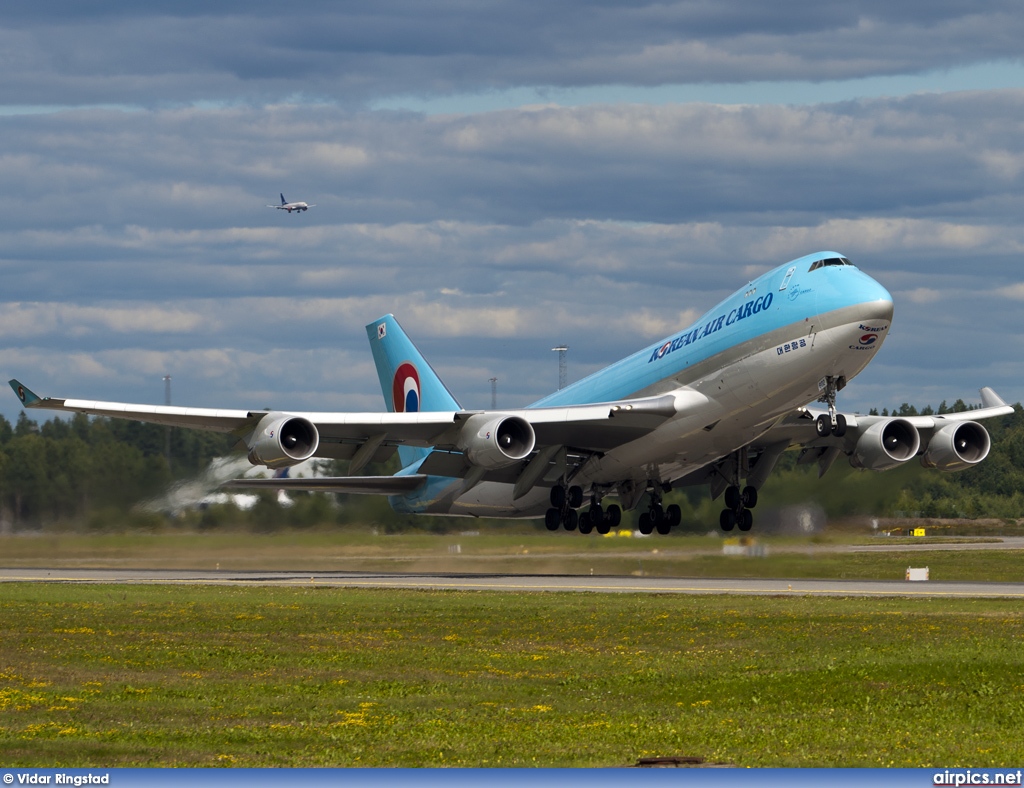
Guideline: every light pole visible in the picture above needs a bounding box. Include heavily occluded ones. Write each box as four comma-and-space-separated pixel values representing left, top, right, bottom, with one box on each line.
551, 345, 568, 390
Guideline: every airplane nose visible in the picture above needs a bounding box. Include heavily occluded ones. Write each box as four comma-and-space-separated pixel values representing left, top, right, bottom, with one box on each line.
859, 275, 894, 322
817, 268, 893, 322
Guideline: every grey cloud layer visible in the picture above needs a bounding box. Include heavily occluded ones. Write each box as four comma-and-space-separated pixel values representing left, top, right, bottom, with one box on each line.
1, 95, 1022, 421
1, 2, 1022, 105
5, 95, 1024, 234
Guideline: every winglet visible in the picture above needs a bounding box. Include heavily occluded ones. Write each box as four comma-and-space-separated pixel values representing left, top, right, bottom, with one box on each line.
980, 387, 1008, 409
9, 379, 43, 407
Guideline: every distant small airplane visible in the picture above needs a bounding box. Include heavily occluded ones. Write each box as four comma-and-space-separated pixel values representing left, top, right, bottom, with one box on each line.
268, 194, 314, 213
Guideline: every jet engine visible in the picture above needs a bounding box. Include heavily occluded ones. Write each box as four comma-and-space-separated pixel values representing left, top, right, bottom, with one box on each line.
850, 418, 921, 471
921, 421, 991, 471
457, 414, 536, 469
246, 412, 320, 469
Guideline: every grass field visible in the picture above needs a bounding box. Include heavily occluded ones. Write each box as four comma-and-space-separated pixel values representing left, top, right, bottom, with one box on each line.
1, 582, 1023, 767
2, 529, 1023, 582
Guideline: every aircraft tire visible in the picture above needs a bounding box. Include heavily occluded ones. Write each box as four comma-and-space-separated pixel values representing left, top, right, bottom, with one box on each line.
816, 415, 831, 437
666, 504, 681, 528
724, 485, 741, 510
596, 518, 611, 535
738, 509, 753, 532
562, 509, 578, 531
833, 414, 847, 437
742, 486, 758, 509
720, 509, 736, 532
568, 485, 584, 508
550, 486, 566, 508
656, 518, 671, 535
545, 508, 561, 531
606, 505, 622, 528
589, 504, 603, 525
638, 513, 654, 535
578, 512, 593, 534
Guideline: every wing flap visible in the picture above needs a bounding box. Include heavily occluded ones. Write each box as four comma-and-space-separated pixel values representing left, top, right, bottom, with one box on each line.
223, 475, 427, 495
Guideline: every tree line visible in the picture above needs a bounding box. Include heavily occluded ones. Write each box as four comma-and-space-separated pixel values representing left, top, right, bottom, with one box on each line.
0, 400, 1021, 532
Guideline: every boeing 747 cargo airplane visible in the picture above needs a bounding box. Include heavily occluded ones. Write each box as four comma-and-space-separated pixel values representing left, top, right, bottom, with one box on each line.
9, 252, 1014, 534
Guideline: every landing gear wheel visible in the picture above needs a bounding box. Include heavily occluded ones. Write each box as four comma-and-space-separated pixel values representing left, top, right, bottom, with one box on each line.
596, 517, 611, 535
589, 504, 603, 525
720, 509, 736, 532
741, 486, 758, 509
544, 508, 561, 531
605, 505, 622, 528
549, 486, 566, 509
567, 485, 584, 508
816, 414, 831, 438
666, 504, 681, 528
562, 509, 578, 531
738, 509, 753, 532
656, 517, 671, 535
578, 512, 593, 534
833, 413, 847, 437
638, 513, 654, 535
724, 485, 741, 510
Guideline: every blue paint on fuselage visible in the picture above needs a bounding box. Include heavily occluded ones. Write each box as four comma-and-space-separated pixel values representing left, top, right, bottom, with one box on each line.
530, 252, 892, 409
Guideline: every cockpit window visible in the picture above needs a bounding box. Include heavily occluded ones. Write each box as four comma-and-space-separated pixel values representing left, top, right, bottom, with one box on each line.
808, 257, 852, 272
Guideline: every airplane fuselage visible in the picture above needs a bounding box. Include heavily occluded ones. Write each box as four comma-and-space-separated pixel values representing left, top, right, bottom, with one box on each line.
394, 253, 894, 517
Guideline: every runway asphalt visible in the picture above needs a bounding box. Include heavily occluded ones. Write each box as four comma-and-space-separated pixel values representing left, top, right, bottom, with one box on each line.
2, 567, 1022, 597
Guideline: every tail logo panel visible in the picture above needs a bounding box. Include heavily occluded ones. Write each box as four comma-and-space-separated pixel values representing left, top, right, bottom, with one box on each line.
392, 362, 421, 413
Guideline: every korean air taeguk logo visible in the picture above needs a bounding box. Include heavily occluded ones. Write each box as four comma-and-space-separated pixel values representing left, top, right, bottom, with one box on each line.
392, 362, 421, 412
859, 334, 877, 345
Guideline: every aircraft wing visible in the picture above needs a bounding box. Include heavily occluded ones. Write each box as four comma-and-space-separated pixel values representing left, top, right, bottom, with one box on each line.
9, 379, 697, 472
762, 386, 1015, 451
676, 386, 1016, 495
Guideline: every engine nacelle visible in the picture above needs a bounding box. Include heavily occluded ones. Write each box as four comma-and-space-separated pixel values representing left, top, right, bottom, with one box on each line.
921, 421, 991, 472
246, 412, 320, 469
457, 414, 536, 470
850, 418, 921, 471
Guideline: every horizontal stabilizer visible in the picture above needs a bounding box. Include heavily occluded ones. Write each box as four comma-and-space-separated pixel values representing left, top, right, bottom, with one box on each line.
223, 475, 426, 495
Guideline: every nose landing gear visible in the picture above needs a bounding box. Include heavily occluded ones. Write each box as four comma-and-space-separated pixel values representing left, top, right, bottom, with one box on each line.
815, 375, 848, 437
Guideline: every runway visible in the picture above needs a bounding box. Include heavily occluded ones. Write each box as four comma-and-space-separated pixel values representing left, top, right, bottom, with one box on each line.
2, 567, 1023, 597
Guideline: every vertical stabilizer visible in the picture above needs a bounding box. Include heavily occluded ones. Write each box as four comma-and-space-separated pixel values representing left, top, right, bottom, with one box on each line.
365, 315, 461, 468
280, 193, 287, 205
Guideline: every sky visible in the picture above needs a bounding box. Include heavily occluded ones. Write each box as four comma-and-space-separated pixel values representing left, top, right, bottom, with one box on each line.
1, 1, 1023, 426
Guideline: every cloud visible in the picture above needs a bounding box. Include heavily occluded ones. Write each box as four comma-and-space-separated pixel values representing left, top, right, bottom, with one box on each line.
0, 40, 1022, 423
2, 3, 1024, 106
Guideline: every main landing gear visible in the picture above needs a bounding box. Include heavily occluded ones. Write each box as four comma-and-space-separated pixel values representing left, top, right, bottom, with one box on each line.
719, 484, 756, 532
636, 486, 681, 535
545, 485, 623, 534
815, 375, 848, 438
